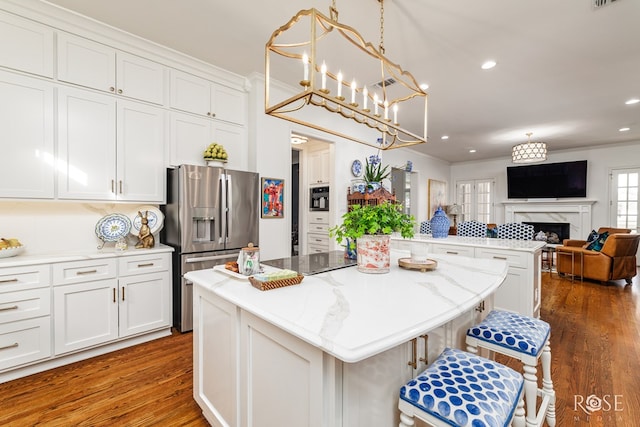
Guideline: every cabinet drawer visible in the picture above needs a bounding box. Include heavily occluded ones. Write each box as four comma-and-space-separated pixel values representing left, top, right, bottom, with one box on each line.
52, 259, 117, 286
475, 248, 528, 269
431, 244, 475, 258
308, 244, 329, 254
0, 288, 50, 324
0, 317, 51, 371
118, 252, 170, 277
0, 265, 50, 292
308, 223, 329, 234
308, 233, 329, 246
309, 212, 329, 224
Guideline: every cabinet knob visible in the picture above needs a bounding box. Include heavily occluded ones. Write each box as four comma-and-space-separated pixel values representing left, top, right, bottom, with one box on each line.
117, 89, 123, 94
109, 86, 115, 92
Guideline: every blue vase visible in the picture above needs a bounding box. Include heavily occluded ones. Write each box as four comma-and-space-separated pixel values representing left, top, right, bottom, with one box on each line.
430, 206, 450, 238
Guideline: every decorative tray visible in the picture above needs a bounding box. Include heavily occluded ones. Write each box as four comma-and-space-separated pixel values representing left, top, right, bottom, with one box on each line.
248, 274, 304, 291
95, 213, 132, 242
398, 257, 438, 272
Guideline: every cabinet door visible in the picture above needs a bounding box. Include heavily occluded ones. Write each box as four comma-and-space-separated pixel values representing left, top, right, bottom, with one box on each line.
308, 149, 330, 184
170, 69, 210, 116
169, 111, 211, 166
210, 82, 246, 125
211, 121, 246, 170
116, 100, 165, 202
118, 271, 171, 337
53, 279, 119, 355
494, 267, 530, 316
240, 310, 323, 427
116, 51, 165, 105
57, 32, 116, 92
0, 10, 54, 78
0, 71, 54, 198
57, 87, 117, 200
194, 286, 239, 427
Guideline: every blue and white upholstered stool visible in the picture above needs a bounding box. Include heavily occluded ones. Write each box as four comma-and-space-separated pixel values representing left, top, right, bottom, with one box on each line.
398, 347, 526, 427
466, 310, 556, 427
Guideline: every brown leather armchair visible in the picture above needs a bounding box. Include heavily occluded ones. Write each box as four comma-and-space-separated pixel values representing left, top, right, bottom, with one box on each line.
556, 228, 639, 284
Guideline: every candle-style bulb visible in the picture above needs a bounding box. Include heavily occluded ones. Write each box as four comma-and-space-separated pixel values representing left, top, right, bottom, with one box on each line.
384, 100, 389, 120
393, 104, 398, 124
363, 86, 368, 110
321, 61, 327, 90
374, 93, 379, 115
302, 53, 309, 81
350, 79, 356, 104
337, 71, 343, 98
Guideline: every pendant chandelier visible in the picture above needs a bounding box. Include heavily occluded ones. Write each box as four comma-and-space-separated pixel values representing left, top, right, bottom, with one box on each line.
265, 0, 428, 150
512, 132, 547, 163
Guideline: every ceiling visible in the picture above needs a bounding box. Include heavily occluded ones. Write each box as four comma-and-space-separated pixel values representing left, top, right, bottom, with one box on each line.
43, 0, 640, 163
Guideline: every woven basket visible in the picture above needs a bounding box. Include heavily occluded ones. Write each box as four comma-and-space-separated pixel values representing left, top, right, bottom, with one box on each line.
248, 274, 304, 291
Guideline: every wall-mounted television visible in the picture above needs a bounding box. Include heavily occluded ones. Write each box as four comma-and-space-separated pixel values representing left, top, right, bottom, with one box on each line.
507, 160, 587, 199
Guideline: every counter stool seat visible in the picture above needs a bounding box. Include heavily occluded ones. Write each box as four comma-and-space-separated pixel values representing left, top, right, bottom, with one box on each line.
466, 310, 556, 427
399, 347, 525, 427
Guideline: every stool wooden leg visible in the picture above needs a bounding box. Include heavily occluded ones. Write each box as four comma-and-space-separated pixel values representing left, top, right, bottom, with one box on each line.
513, 395, 526, 427
523, 364, 538, 427
542, 340, 556, 426
398, 411, 415, 427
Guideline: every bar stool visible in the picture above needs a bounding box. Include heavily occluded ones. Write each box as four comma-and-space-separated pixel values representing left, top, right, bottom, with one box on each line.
399, 347, 526, 427
466, 310, 556, 427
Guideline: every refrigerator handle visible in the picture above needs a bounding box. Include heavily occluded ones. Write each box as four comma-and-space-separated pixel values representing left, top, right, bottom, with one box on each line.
226, 174, 232, 243
219, 174, 225, 244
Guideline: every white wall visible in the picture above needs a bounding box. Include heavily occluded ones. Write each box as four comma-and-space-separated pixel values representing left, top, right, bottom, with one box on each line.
450, 141, 640, 230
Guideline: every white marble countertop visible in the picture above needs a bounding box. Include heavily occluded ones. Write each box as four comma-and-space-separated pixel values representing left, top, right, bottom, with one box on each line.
186, 250, 508, 363
0, 244, 174, 268
392, 234, 546, 252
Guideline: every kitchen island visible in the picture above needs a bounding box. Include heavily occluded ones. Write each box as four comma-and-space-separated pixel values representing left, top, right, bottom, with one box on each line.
187, 249, 508, 427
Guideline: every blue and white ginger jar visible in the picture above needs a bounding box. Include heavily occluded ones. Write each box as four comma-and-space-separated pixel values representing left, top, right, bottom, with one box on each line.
430, 206, 450, 238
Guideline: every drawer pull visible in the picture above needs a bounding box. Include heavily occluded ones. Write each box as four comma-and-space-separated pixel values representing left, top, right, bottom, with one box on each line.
492, 256, 508, 260
76, 269, 98, 275
0, 278, 19, 284
419, 334, 429, 364
0, 343, 19, 351
0, 305, 19, 312
122, 286, 125, 301
137, 263, 154, 268
408, 338, 417, 369
446, 251, 459, 255
113, 288, 116, 303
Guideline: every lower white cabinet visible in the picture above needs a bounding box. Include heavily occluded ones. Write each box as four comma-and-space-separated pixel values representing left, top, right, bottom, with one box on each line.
0, 317, 51, 371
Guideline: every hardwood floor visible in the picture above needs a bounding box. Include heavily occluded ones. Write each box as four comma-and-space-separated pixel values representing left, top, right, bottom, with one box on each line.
0, 271, 638, 426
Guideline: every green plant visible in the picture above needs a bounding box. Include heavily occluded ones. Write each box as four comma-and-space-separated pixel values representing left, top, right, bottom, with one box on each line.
329, 202, 415, 244
363, 155, 390, 183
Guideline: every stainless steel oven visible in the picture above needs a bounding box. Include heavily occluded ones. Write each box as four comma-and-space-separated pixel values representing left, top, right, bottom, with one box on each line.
310, 186, 329, 211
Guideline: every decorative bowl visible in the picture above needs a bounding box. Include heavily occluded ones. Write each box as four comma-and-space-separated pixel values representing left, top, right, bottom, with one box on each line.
0, 245, 25, 259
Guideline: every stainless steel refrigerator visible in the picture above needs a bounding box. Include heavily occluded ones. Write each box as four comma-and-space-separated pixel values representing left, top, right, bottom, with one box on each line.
161, 164, 259, 332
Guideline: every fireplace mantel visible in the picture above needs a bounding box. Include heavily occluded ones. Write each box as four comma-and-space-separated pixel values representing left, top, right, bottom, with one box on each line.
503, 199, 597, 240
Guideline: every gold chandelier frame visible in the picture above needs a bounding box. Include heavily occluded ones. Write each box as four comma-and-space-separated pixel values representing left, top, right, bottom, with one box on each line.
265, 6, 428, 150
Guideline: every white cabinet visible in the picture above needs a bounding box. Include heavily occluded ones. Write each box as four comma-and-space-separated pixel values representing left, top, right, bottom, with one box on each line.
57, 32, 164, 105
57, 87, 165, 202
0, 71, 54, 199
308, 149, 330, 185
307, 211, 330, 254
169, 110, 246, 169
0, 264, 52, 371
0, 10, 54, 78
117, 253, 171, 337
53, 253, 171, 355
170, 69, 246, 125
194, 286, 239, 427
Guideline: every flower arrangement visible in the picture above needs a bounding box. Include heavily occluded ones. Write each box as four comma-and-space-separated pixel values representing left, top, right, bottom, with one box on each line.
363, 154, 390, 184
329, 202, 415, 243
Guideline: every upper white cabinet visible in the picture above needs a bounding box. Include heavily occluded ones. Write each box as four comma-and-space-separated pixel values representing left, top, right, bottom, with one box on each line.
57, 87, 165, 202
170, 69, 246, 126
57, 32, 165, 105
169, 111, 246, 170
308, 148, 330, 185
0, 71, 54, 199
0, 11, 53, 78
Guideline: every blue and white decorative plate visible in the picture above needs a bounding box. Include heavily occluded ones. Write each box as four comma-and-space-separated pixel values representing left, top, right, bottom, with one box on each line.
128, 206, 164, 236
95, 213, 132, 242
351, 159, 363, 177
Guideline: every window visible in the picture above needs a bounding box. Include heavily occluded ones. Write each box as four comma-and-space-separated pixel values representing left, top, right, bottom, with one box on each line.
456, 179, 495, 224
611, 168, 639, 231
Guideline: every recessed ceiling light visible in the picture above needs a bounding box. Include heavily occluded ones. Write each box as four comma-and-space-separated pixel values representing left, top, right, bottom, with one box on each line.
441, 135, 449, 140
420, 83, 429, 90
481, 60, 497, 70
469, 149, 477, 153
619, 127, 630, 132
625, 98, 639, 105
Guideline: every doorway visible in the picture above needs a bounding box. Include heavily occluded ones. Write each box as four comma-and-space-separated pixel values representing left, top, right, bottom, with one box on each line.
291, 148, 300, 256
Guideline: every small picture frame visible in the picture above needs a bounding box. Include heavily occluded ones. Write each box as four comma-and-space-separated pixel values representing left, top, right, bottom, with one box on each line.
261, 177, 284, 218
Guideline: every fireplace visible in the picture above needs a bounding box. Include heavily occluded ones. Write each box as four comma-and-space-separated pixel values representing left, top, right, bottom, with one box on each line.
503, 200, 595, 240
523, 222, 570, 244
